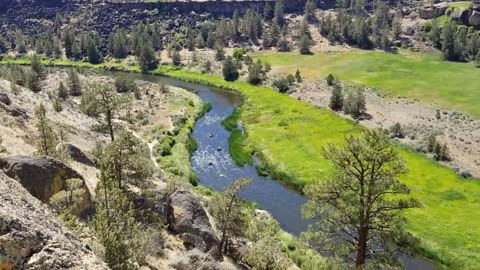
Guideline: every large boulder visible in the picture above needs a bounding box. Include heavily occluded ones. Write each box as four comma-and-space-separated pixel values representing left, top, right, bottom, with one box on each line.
0, 171, 109, 270
469, 10, 480, 26
166, 190, 222, 261
0, 156, 91, 213
419, 5, 447, 19
65, 144, 95, 166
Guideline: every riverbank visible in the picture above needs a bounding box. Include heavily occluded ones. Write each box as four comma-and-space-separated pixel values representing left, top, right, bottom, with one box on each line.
2, 58, 479, 268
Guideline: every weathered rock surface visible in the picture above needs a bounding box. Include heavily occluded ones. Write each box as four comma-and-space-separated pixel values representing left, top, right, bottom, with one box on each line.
170, 249, 224, 270
0, 171, 108, 270
470, 10, 480, 26
65, 144, 94, 166
0, 92, 11, 106
166, 190, 222, 261
0, 156, 91, 213
419, 5, 447, 19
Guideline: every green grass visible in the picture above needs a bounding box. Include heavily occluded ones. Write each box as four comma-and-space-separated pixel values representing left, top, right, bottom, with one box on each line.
221, 108, 241, 131
4, 58, 480, 269
228, 129, 253, 167
256, 50, 480, 118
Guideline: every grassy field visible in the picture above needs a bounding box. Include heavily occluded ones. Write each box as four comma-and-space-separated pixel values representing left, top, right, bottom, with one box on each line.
256, 50, 480, 118
2, 57, 480, 268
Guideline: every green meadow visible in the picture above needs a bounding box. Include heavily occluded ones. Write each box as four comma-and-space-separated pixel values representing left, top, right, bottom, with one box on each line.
256, 50, 480, 118
2, 58, 480, 268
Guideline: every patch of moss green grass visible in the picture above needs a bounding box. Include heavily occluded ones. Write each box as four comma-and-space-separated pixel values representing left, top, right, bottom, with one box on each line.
256, 50, 480, 118
4, 57, 480, 269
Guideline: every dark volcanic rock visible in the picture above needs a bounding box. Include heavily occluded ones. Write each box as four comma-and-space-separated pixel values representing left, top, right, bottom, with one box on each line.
65, 144, 94, 166
0, 92, 11, 105
0, 156, 91, 213
166, 190, 222, 261
0, 171, 108, 270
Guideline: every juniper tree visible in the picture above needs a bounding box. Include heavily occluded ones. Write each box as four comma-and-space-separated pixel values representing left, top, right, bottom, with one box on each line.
58, 82, 68, 99
274, 0, 285, 27
442, 21, 456, 61
64, 28, 75, 59
171, 50, 181, 66
222, 56, 239, 81
329, 83, 344, 111
211, 178, 252, 253
138, 40, 157, 72
31, 54, 44, 78
34, 103, 58, 156
303, 129, 419, 268
67, 69, 82, 96
429, 19, 441, 48
102, 130, 153, 188
247, 60, 264, 85
299, 34, 313, 55
304, 0, 317, 23
295, 68, 302, 83
87, 35, 102, 64
83, 83, 131, 141
343, 89, 366, 118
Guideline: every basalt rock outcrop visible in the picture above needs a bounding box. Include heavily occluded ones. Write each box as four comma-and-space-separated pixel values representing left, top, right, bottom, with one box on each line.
0, 171, 108, 270
65, 144, 95, 166
0, 156, 91, 213
166, 190, 222, 261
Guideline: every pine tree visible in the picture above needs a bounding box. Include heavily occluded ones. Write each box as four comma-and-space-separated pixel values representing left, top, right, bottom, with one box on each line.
87, 36, 102, 64
304, 0, 317, 23
53, 98, 63, 112
27, 71, 42, 93
222, 56, 239, 81
34, 103, 58, 156
138, 41, 157, 72
329, 83, 344, 111
31, 54, 44, 78
274, 0, 285, 27
263, 2, 273, 20
299, 34, 312, 55
195, 33, 205, 49
215, 42, 226, 61
68, 69, 82, 96
442, 21, 456, 61
58, 82, 68, 99
303, 129, 419, 268
171, 50, 181, 66
295, 68, 302, 82
247, 60, 264, 85
211, 178, 252, 253
64, 28, 75, 59
392, 12, 402, 40
84, 84, 131, 142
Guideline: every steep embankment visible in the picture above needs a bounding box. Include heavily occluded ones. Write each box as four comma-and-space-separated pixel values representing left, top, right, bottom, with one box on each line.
0, 171, 108, 270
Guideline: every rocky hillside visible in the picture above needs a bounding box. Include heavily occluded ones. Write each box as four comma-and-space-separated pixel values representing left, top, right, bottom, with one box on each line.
0, 171, 108, 270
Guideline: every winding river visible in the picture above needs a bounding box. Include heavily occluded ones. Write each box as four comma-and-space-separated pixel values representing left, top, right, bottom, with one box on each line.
99, 70, 435, 270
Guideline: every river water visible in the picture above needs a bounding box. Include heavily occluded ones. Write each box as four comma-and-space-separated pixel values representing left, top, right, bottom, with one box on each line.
98, 71, 436, 270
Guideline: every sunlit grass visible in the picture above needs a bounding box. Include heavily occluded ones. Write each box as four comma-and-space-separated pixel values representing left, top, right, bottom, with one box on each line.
256, 50, 480, 118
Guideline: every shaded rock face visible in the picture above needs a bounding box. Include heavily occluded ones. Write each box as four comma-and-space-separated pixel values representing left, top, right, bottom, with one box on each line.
0, 92, 11, 106
419, 5, 447, 19
470, 10, 480, 26
0, 171, 109, 270
0, 156, 91, 213
166, 190, 222, 261
65, 144, 94, 166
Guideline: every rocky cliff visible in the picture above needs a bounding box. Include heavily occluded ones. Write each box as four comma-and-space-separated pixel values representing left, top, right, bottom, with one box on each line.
0, 171, 108, 270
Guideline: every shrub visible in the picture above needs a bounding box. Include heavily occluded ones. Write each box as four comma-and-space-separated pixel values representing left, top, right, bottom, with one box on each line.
114, 76, 137, 93
222, 56, 239, 82
326, 73, 335, 86
390, 122, 404, 138
272, 78, 290, 93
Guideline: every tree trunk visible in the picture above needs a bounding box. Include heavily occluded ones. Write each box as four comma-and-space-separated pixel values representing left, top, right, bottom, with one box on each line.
356, 227, 368, 269
107, 110, 114, 142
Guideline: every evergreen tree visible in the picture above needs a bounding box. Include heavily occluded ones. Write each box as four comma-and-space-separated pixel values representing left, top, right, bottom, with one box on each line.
343, 89, 366, 118
247, 60, 264, 85
27, 71, 42, 93
31, 54, 44, 78
138, 41, 157, 72
329, 83, 344, 111
64, 28, 75, 59
303, 129, 419, 268
58, 82, 68, 99
392, 12, 402, 40
87, 36, 102, 64
274, 0, 285, 27
222, 56, 239, 81
195, 33, 205, 49
211, 178, 252, 253
326, 73, 335, 85
34, 103, 57, 156
299, 34, 312, 55
68, 69, 82, 96
0, 36, 7, 54
171, 50, 181, 66
429, 19, 441, 48
295, 68, 302, 82
442, 21, 456, 61
53, 97, 63, 113
215, 42, 226, 61
263, 2, 273, 20
231, 10, 241, 42
466, 33, 479, 60
84, 84, 131, 142
304, 0, 317, 23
